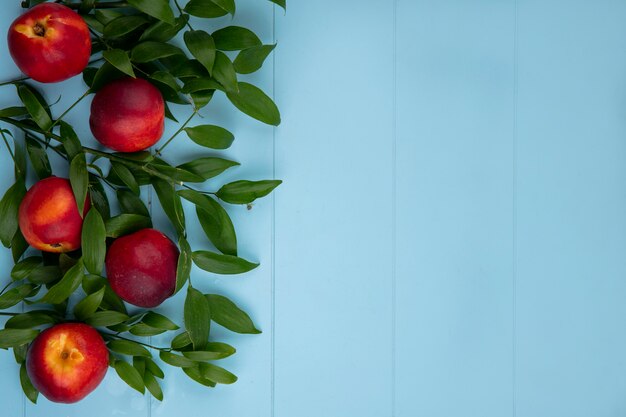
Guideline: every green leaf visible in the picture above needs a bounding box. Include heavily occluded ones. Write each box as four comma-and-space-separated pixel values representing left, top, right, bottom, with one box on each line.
183, 365, 216, 387
226, 82, 281, 126
0, 180, 26, 248
82, 209, 106, 275
212, 0, 236, 15
234, 44, 276, 74
182, 78, 223, 94
145, 358, 165, 378
105, 214, 152, 238
11, 230, 28, 263
69, 154, 89, 216
11, 257, 42, 281
171, 332, 192, 350
12, 134, 26, 181
103, 15, 150, 39
195, 201, 238, 256
88, 62, 125, 92
89, 175, 111, 220
20, 364, 39, 404
176, 236, 192, 293
107, 340, 151, 357
41, 260, 84, 305
102, 49, 136, 78
184, 287, 210, 350
184, 125, 234, 150
17, 84, 52, 131
191, 90, 215, 109
95, 9, 123, 25
184, 30, 216, 75
25, 265, 63, 285
182, 343, 236, 360
127, 0, 175, 25
159, 351, 196, 368
0, 284, 37, 309
111, 162, 140, 195
59, 121, 83, 160
6, 311, 59, 329
128, 323, 166, 337
0, 106, 28, 118
142, 312, 179, 331
140, 15, 189, 43
117, 190, 150, 217
217, 180, 282, 204
207, 294, 261, 334
25, 137, 52, 179
269, 0, 286, 9
114, 360, 145, 394
185, 0, 229, 18
133, 356, 146, 376
212, 51, 238, 93
178, 157, 239, 181
212, 26, 261, 51
192, 251, 258, 275
131, 42, 184, 63
151, 178, 185, 236
81, 275, 127, 314
0, 329, 39, 348
144, 371, 163, 401
86, 311, 130, 327
73, 287, 105, 320
199, 363, 237, 384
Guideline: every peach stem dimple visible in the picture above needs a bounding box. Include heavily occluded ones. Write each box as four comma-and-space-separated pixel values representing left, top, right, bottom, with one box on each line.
33, 22, 46, 37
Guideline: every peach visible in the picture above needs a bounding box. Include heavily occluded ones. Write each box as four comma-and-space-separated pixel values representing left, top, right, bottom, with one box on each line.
90, 78, 165, 153
106, 228, 179, 308
7, 3, 91, 83
27, 323, 109, 403
18, 177, 88, 253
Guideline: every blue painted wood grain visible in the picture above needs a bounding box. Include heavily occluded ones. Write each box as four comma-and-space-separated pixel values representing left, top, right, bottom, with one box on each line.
1, 1, 626, 416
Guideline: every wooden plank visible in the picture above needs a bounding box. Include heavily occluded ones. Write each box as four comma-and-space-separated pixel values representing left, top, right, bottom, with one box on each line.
515, 1, 626, 415
273, 1, 395, 416
395, 1, 515, 416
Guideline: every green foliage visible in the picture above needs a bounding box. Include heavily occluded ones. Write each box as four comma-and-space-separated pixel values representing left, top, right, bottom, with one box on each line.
1, 0, 286, 401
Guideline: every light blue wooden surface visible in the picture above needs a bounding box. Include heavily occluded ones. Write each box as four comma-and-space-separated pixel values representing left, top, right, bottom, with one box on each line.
2, 1, 626, 416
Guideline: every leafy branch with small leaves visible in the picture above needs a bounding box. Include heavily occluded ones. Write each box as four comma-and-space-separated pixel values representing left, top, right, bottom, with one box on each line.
0, 0, 284, 404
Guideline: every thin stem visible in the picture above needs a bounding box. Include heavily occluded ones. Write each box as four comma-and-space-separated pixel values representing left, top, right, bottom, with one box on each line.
0, 76, 29, 87
181, 183, 216, 195
174, 0, 194, 30
0, 130, 17, 166
103, 332, 171, 351
0, 281, 13, 296
0, 312, 18, 317
61, 1, 130, 10
49, 89, 91, 131
153, 110, 197, 157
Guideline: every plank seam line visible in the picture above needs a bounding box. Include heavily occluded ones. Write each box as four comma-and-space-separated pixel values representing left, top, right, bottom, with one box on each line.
512, 0, 519, 416
391, 0, 398, 416
271, 4, 277, 417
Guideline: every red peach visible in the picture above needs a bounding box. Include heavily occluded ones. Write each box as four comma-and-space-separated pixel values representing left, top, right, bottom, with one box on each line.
7, 3, 91, 83
18, 177, 88, 253
106, 228, 179, 308
26, 323, 109, 404
90, 78, 165, 153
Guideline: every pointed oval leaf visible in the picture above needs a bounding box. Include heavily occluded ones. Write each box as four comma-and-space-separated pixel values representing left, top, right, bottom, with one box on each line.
233, 44, 276, 74
41, 259, 84, 305
184, 287, 210, 350
73, 287, 105, 320
185, 0, 229, 18
213, 51, 238, 92
0, 180, 26, 248
184, 30, 216, 75
143, 372, 163, 401
212, 26, 261, 51
25, 137, 52, 179
192, 251, 258, 275
127, 0, 175, 25
20, 364, 39, 404
114, 360, 145, 394
177, 157, 239, 181
17, 84, 52, 131
216, 179, 282, 204
82, 209, 106, 275
176, 236, 192, 293
107, 340, 151, 357
102, 49, 136, 78
131, 42, 184, 63
105, 214, 152, 238
0, 329, 39, 349
69, 154, 89, 216
207, 294, 261, 334
226, 82, 281, 125
184, 125, 234, 150
116, 189, 150, 217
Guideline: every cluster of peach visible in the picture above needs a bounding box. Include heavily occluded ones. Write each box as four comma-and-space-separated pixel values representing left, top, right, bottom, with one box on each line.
8, 3, 183, 403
